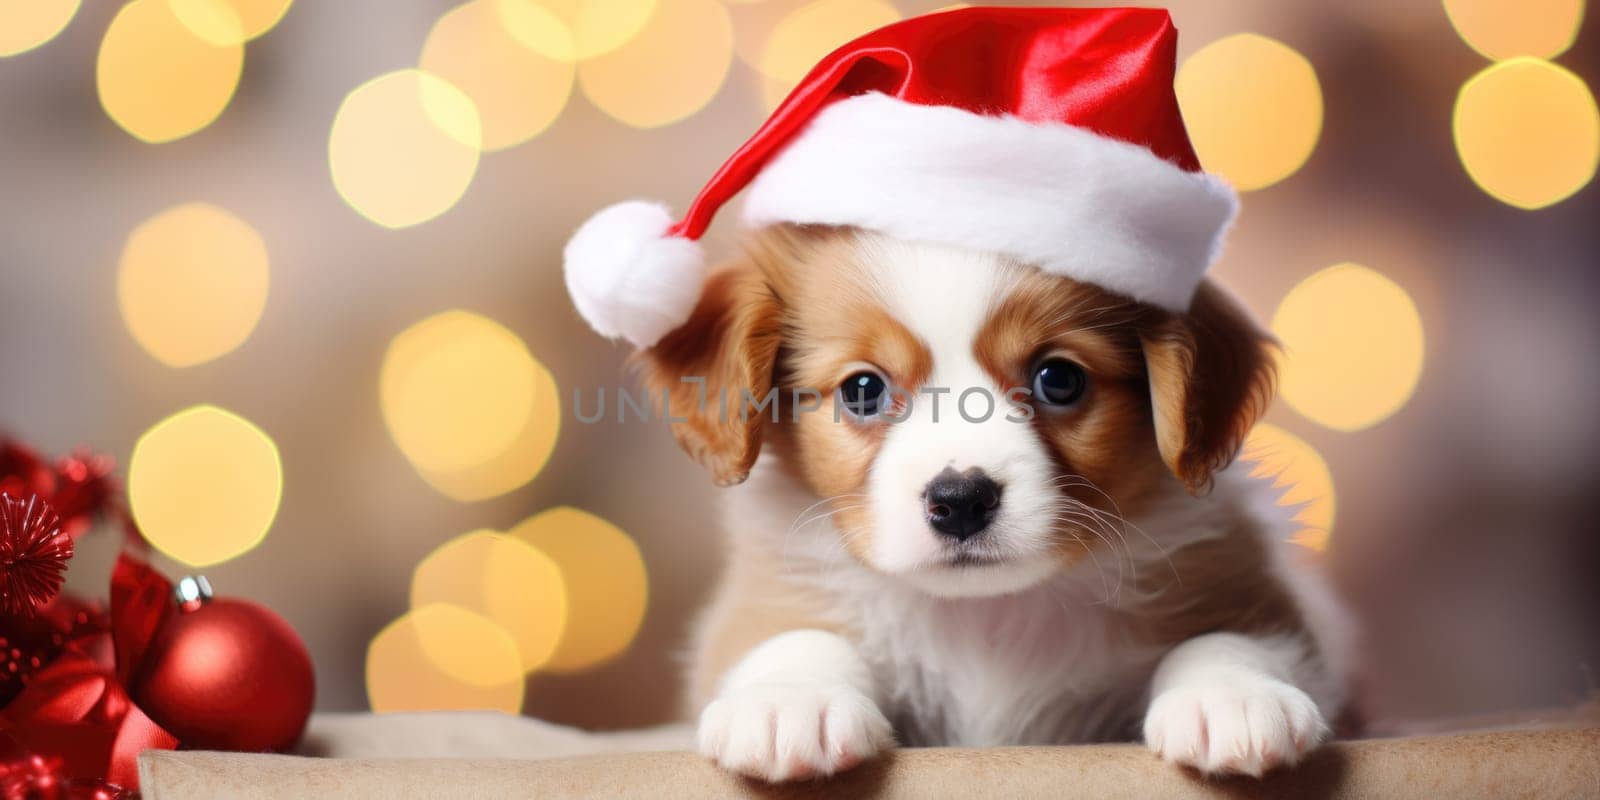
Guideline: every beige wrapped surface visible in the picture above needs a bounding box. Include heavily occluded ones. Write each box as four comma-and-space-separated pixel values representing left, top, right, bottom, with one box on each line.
140, 725, 1600, 800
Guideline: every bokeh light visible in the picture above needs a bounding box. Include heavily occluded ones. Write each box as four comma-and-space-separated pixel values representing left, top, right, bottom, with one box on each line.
118, 203, 269, 367
411, 531, 567, 672
1273, 263, 1425, 432
1176, 33, 1322, 192
0, 0, 80, 57
758, 0, 900, 109
729, 1, 789, 71
1443, 0, 1584, 61
420, 0, 575, 152
501, 0, 652, 60
512, 507, 648, 672
367, 604, 525, 713
578, 0, 733, 128
1243, 424, 1335, 553
414, 407, 563, 503
168, 0, 293, 46
128, 405, 283, 567
380, 310, 560, 501
328, 69, 482, 229
97, 0, 243, 143
1453, 58, 1599, 210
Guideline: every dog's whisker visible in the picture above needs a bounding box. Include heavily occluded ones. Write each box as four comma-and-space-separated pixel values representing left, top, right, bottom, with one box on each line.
779, 494, 870, 581
1047, 481, 1149, 605
1050, 475, 1180, 589
1058, 496, 1139, 594
1047, 506, 1123, 604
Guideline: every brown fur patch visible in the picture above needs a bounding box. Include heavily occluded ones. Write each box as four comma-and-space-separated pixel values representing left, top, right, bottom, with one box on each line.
778, 229, 933, 394
973, 269, 1172, 543
634, 261, 783, 486
1141, 281, 1279, 493
1127, 518, 1309, 646
973, 266, 1150, 387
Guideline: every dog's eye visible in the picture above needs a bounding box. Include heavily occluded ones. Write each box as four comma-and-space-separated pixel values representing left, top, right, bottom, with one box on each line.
1031, 359, 1087, 407
838, 371, 888, 418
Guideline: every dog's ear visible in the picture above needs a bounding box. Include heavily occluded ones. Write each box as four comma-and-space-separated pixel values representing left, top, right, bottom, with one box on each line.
1140, 280, 1277, 494
633, 259, 783, 486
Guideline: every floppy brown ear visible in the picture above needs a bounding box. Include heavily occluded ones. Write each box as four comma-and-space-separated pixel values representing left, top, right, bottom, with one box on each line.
634, 260, 783, 487
1140, 280, 1277, 494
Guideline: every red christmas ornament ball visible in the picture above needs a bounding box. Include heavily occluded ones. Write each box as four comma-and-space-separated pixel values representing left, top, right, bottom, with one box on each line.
132, 586, 314, 752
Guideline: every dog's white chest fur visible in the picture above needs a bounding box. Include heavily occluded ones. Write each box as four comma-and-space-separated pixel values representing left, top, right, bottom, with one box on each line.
847, 578, 1163, 747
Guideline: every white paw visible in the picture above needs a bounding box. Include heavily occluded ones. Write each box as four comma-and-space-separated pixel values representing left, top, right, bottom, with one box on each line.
1143, 674, 1329, 777
697, 682, 893, 782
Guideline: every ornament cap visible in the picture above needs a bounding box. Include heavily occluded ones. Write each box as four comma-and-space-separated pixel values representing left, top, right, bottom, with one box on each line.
174, 575, 213, 611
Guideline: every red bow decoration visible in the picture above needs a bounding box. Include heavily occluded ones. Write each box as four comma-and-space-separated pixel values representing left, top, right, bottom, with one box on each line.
1, 555, 179, 790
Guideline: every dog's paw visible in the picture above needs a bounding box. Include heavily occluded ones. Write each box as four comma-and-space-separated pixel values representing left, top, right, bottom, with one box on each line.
697, 681, 893, 782
1143, 673, 1329, 777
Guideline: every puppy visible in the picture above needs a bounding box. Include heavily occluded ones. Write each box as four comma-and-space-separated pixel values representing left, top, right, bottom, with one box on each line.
633, 226, 1353, 782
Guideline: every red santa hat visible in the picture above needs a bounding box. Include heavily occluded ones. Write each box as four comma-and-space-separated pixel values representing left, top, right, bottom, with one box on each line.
565, 6, 1237, 348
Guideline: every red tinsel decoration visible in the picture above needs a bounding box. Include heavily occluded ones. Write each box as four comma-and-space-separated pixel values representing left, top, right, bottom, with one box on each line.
0, 595, 107, 707
47, 453, 116, 542
0, 753, 66, 799
0, 753, 131, 800
0, 443, 53, 504
0, 438, 124, 545
0, 495, 72, 618
0, 617, 62, 710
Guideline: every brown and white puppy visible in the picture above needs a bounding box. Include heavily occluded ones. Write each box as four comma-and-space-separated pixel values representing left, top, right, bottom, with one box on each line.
636, 225, 1351, 782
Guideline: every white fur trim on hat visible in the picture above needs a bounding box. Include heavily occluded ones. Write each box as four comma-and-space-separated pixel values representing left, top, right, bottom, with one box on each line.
563, 201, 707, 348
740, 93, 1238, 311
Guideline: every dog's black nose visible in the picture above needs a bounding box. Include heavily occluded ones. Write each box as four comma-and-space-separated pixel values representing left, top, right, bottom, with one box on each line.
924, 468, 1002, 541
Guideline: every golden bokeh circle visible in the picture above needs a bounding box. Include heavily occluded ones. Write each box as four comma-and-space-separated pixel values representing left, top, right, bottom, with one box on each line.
421, 0, 575, 151
512, 507, 648, 672
1242, 424, 1335, 553
1453, 58, 1599, 210
128, 405, 283, 567
1176, 33, 1322, 192
118, 203, 269, 368
0, 0, 80, 57
500, 0, 653, 61
97, 0, 243, 143
167, 0, 293, 46
380, 310, 560, 501
411, 531, 568, 672
367, 604, 525, 713
757, 0, 899, 109
329, 69, 482, 229
578, 0, 733, 128
730, 0, 791, 70
1443, 0, 1584, 61
1273, 264, 1425, 432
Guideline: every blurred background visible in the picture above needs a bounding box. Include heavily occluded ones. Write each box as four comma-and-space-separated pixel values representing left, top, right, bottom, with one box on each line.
1, 0, 1596, 731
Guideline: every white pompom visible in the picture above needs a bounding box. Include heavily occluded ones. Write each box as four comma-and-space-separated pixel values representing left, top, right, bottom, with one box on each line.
563, 201, 707, 348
